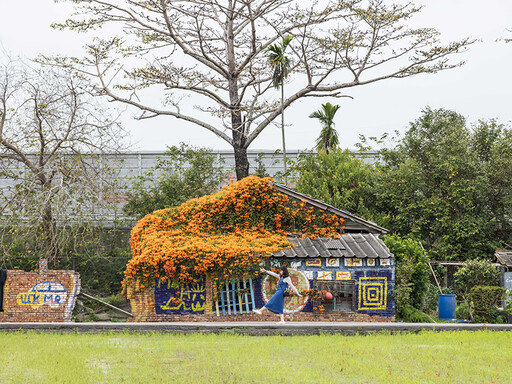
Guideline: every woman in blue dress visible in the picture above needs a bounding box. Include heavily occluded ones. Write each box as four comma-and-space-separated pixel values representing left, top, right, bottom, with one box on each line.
253, 266, 302, 324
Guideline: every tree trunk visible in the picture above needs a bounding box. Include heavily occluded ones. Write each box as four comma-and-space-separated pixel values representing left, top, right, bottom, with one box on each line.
40, 177, 59, 263
41, 203, 58, 263
230, 105, 249, 179
226, 6, 248, 180
234, 145, 249, 180
281, 81, 287, 185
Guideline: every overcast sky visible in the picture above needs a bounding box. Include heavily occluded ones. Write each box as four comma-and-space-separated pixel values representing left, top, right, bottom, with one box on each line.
1, 0, 511, 152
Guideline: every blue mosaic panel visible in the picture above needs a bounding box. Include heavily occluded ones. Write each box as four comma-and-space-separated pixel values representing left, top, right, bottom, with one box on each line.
154, 278, 206, 315
353, 269, 394, 316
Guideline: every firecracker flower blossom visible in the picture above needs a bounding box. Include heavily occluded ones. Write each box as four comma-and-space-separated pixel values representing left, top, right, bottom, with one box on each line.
123, 176, 344, 294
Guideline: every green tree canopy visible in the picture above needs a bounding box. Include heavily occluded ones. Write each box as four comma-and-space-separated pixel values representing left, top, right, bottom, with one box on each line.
294, 108, 512, 262
309, 102, 341, 153
294, 149, 378, 221
375, 108, 512, 260
267, 35, 292, 90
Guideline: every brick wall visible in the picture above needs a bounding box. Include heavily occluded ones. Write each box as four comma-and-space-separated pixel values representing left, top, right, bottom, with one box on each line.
128, 279, 394, 323
0, 269, 81, 322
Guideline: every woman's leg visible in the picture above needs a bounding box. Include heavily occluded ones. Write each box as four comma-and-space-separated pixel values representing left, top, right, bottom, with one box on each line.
277, 314, 285, 324
253, 306, 267, 315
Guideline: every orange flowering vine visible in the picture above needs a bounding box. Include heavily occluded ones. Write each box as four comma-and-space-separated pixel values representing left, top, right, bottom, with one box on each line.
123, 176, 344, 293
302, 289, 330, 312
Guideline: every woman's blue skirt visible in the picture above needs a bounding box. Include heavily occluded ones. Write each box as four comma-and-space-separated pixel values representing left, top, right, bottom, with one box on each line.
264, 278, 287, 314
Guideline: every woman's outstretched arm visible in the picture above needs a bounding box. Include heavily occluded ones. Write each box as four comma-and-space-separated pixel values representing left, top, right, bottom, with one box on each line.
283, 276, 302, 296
260, 268, 280, 279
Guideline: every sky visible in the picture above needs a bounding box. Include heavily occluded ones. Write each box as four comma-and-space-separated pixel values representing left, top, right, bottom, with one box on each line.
0, 0, 511, 152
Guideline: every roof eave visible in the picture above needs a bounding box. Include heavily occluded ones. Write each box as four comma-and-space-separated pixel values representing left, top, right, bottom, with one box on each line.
271, 182, 388, 235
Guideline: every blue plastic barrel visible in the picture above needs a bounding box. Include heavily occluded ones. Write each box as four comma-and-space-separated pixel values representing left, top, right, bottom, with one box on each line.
438, 294, 456, 320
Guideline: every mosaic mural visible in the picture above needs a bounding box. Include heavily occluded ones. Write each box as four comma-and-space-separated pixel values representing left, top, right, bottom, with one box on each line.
276, 258, 395, 316
336, 271, 351, 280
154, 278, 206, 314
305, 259, 322, 267
16, 281, 67, 309
326, 258, 340, 267
261, 268, 310, 313
317, 271, 333, 280
357, 276, 388, 311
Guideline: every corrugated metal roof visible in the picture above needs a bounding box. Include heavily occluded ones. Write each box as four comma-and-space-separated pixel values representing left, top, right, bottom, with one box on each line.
273, 233, 393, 259
495, 250, 512, 268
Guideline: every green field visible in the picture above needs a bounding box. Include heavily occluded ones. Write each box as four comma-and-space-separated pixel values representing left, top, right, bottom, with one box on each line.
0, 330, 510, 383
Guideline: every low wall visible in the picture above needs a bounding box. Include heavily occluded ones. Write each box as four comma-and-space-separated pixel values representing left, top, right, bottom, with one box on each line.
0, 269, 80, 322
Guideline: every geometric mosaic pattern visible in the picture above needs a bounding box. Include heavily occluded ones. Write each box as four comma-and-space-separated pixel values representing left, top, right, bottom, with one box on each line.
345, 258, 362, 266
326, 258, 340, 267
358, 277, 388, 310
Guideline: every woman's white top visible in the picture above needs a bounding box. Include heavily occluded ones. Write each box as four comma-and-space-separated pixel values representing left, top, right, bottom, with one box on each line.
264, 270, 300, 295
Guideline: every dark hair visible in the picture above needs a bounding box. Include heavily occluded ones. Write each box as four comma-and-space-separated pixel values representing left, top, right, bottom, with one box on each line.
280, 265, 289, 278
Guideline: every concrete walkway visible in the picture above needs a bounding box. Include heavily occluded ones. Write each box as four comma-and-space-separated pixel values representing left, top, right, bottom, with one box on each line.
1, 321, 512, 335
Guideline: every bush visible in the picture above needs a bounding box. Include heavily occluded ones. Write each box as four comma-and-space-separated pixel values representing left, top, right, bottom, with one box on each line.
384, 235, 430, 318
454, 260, 500, 295
108, 292, 129, 307
422, 283, 440, 315
485, 308, 510, 324
456, 302, 470, 320
453, 259, 500, 320
470, 285, 507, 321
400, 304, 435, 323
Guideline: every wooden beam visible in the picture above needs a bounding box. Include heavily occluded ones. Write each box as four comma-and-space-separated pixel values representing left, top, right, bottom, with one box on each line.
79, 292, 133, 317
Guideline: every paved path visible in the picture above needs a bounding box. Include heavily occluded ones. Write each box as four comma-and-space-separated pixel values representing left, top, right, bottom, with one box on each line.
1, 321, 512, 335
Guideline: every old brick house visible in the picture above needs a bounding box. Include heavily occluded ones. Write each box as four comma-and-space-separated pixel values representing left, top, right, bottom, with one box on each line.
129, 183, 395, 322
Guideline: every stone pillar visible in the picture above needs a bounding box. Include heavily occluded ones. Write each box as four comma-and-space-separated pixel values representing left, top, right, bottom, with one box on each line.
39, 258, 48, 273
204, 277, 214, 315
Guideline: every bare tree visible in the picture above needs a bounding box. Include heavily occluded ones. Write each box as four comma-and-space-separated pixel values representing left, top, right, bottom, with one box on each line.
49, 0, 473, 179
0, 58, 126, 263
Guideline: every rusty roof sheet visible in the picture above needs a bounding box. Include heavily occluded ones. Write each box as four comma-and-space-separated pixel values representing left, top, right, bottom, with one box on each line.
495, 250, 512, 267
272, 233, 393, 259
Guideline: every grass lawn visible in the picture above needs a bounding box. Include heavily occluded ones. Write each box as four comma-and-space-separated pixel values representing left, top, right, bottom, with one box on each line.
0, 330, 510, 383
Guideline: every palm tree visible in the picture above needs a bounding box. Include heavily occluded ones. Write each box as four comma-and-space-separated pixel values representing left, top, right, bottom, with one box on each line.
309, 102, 341, 154
267, 35, 292, 183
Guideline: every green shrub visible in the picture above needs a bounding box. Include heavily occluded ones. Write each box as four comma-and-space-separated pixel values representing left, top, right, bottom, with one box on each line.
456, 302, 470, 320
454, 260, 500, 295
486, 308, 509, 324
108, 292, 129, 307
400, 304, 435, 323
384, 235, 430, 318
422, 283, 441, 315
453, 260, 500, 320
470, 285, 507, 322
